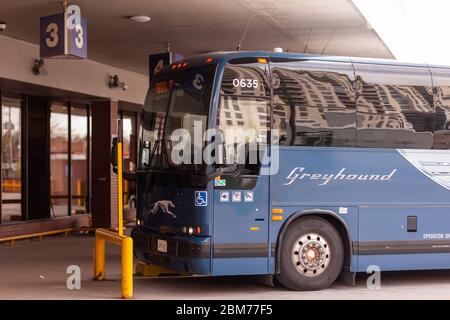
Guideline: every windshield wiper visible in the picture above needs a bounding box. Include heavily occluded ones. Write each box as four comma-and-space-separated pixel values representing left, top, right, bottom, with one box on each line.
146, 139, 162, 172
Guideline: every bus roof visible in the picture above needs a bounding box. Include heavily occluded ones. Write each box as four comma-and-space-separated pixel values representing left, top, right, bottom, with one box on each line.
161, 50, 450, 74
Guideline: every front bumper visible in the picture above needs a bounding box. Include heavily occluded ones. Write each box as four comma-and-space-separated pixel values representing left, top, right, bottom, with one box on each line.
131, 227, 211, 275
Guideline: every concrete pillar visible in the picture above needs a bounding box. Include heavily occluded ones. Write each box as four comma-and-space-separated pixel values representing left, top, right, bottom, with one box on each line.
91, 100, 118, 228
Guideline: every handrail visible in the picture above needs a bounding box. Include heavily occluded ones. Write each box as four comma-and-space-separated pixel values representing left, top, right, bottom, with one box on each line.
0, 228, 72, 244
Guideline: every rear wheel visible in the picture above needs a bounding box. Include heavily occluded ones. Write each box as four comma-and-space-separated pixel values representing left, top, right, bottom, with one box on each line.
276, 216, 344, 290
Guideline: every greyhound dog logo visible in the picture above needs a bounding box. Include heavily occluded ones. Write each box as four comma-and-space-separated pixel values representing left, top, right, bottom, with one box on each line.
147, 200, 177, 219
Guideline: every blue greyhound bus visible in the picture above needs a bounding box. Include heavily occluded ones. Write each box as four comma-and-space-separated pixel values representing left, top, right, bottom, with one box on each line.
129, 51, 450, 290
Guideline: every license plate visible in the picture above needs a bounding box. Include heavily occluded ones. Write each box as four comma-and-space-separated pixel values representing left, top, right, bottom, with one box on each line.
157, 239, 168, 253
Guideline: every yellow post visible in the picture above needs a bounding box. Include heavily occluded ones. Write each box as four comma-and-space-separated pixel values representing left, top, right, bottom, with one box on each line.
77, 179, 83, 207
94, 237, 105, 280
117, 140, 124, 236
121, 237, 133, 299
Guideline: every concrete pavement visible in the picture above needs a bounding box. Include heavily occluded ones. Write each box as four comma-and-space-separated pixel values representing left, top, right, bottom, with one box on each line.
1, 234, 450, 300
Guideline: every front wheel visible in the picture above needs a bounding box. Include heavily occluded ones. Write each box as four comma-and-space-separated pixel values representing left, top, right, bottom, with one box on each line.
276, 216, 344, 290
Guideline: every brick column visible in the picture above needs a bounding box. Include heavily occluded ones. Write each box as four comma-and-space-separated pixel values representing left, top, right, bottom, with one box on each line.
91, 100, 118, 228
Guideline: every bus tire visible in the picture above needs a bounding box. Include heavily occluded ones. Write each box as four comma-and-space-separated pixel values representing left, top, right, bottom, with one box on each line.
276, 216, 344, 291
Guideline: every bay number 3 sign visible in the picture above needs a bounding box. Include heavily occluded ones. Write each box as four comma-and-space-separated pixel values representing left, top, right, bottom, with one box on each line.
40, 5, 87, 59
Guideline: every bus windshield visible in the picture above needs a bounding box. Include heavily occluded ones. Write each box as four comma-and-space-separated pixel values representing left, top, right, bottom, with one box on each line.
140, 63, 216, 173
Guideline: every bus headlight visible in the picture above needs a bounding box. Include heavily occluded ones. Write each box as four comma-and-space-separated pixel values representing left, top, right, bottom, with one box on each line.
187, 227, 194, 236
181, 226, 187, 234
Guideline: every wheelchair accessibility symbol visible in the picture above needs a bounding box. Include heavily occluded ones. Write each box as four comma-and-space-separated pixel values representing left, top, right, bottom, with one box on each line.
195, 191, 208, 207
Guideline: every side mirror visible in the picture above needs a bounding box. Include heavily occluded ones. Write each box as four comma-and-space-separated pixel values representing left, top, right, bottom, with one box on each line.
111, 137, 118, 168
141, 140, 151, 167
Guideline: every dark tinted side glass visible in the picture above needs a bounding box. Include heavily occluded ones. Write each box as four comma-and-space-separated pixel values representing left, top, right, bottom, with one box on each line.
354, 63, 434, 149
218, 58, 270, 179
221, 58, 270, 97
430, 67, 450, 149
270, 59, 356, 147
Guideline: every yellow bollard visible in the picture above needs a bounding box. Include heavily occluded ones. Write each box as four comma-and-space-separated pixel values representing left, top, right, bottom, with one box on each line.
117, 140, 124, 236
92, 130, 133, 299
94, 237, 105, 280
77, 179, 83, 207
121, 237, 133, 299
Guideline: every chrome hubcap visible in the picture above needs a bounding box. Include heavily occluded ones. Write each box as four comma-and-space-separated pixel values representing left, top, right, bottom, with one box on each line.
292, 233, 331, 277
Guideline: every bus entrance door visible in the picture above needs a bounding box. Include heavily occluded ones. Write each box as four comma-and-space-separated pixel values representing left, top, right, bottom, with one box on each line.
212, 173, 270, 275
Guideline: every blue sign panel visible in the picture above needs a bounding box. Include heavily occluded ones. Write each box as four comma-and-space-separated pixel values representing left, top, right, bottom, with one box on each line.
195, 191, 208, 207
40, 14, 65, 58
173, 53, 184, 63
182, 69, 206, 98
68, 16, 87, 59
40, 13, 87, 59
149, 52, 171, 82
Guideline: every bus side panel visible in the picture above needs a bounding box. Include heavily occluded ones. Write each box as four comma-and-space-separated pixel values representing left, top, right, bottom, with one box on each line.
358, 253, 450, 272
212, 173, 270, 276
270, 147, 450, 273
357, 206, 450, 272
270, 147, 362, 272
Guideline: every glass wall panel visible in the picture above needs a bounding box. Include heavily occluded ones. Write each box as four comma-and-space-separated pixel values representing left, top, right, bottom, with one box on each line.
122, 113, 136, 209
1, 96, 22, 223
71, 106, 88, 214
50, 103, 69, 217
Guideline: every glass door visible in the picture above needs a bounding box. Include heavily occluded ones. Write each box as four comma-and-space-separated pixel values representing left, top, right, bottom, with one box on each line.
1, 96, 22, 223
71, 105, 89, 214
50, 102, 69, 217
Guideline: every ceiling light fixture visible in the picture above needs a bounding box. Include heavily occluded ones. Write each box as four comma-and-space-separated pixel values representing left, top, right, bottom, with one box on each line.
128, 16, 151, 23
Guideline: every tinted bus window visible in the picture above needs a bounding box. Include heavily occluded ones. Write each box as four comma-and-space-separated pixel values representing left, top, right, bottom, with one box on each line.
354, 63, 434, 149
430, 67, 450, 149
221, 58, 270, 97
217, 96, 270, 174
270, 59, 356, 147
218, 59, 270, 176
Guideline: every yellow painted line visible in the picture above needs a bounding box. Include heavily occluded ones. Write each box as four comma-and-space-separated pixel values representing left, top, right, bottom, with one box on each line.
272, 208, 283, 214
135, 261, 188, 277
0, 228, 73, 243
272, 215, 283, 221
250, 226, 259, 231
0, 226, 101, 244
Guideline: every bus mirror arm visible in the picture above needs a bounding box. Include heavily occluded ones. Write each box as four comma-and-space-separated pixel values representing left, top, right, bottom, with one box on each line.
231, 163, 245, 178
190, 167, 223, 186
110, 137, 136, 181
111, 137, 118, 168
206, 167, 223, 181
111, 165, 137, 181
123, 170, 137, 181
